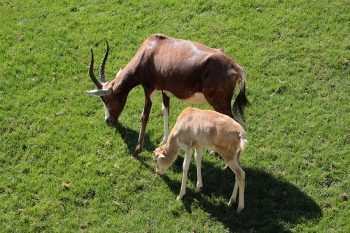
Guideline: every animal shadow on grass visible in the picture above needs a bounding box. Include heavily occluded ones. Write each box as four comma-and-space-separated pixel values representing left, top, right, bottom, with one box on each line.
115, 123, 156, 154
141, 156, 322, 233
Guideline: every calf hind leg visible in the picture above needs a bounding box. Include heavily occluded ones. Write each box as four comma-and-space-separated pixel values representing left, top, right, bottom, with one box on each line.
228, 176, 239, 205
227, 156, 245, 214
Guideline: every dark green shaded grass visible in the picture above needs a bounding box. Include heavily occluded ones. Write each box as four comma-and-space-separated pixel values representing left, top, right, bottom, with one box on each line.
1, 0, 349, 232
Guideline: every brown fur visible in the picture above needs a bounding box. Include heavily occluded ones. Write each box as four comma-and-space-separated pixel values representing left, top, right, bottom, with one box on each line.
88, 34, 248, 155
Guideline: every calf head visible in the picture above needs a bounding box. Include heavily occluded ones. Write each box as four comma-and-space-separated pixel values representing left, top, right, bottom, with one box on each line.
153, 146, 171, 175
86, 41, 125, 126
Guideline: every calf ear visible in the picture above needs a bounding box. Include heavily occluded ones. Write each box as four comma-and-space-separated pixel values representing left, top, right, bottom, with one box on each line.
85, 89, 112, 96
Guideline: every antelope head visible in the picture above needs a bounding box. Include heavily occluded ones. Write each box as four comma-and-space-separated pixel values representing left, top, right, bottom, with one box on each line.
86, 41, 124, 126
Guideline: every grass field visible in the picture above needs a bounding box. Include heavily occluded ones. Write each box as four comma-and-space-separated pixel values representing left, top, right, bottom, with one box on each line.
0, 0, 349, 232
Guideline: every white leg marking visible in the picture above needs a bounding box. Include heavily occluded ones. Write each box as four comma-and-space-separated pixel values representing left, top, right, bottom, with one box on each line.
103, 103, 110, 121
194, 147, 203, 192
177, 147, 192, 200
160, 102, 169, 145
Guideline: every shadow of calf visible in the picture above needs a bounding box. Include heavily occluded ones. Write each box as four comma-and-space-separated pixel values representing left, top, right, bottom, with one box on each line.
161, 158, 322, 233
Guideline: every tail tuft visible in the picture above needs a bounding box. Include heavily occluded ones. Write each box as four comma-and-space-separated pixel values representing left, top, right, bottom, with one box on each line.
232, 68, 250, 126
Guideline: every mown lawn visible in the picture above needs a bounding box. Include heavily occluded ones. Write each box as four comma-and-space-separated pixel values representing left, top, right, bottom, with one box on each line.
0, 0, 349, 232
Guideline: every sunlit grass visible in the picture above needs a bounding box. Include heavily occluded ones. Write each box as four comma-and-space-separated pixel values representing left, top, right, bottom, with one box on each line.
0, 0, 349, 232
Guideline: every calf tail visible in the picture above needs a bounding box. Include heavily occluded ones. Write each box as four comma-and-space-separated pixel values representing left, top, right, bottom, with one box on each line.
239, 131, 248, 152
223, 131, 247, 170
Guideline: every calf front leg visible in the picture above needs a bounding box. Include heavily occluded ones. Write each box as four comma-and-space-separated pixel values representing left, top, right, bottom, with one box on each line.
134, 90, 153, 156
160, 91, 170, 145
177, 147, 192, 200
194, 147, 203, 192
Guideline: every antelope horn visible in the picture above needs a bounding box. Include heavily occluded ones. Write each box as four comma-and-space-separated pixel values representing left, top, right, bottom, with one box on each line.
89, 49, 102, 89
99, 40, 109, 83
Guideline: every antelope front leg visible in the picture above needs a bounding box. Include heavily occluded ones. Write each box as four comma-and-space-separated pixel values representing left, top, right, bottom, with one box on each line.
177, 147, 192, 200
194, 147, 203, 192
134, 91, 153, 156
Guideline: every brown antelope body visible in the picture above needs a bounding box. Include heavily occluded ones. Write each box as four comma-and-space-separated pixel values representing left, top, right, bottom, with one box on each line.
86, 34, 249, 156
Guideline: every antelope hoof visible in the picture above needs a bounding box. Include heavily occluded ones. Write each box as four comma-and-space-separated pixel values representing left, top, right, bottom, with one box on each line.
236, 207, 244, 214
228, 198, 236, 206
176, 194, 184, 201
133, 145, 142, 156
195, 184, 203, 192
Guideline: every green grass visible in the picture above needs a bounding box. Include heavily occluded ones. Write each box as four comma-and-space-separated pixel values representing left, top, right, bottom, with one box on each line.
0, 0, 349, 232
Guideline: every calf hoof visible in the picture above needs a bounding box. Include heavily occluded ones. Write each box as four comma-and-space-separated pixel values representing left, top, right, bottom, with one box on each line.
236, 207, 244, 214
228, 198, 236, 206
176, 194, 184, 201
195, 184, 203, 192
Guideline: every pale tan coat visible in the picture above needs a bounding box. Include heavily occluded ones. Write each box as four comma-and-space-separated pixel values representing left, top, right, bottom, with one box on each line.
153, 107, 247, 213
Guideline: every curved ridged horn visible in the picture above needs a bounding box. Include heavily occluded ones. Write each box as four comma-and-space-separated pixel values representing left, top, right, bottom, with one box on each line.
89, 49, 102, 89
99, 40, 109, 83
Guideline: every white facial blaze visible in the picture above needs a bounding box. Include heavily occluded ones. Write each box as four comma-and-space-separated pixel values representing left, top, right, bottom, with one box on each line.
85, 89, 111, 96
103, 103, 110, 121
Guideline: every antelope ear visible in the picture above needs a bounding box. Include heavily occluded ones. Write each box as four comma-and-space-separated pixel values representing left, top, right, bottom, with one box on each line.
85, 89, 112, 96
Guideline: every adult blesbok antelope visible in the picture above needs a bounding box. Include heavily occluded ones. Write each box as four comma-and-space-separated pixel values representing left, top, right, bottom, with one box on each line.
86, 34, 249, 156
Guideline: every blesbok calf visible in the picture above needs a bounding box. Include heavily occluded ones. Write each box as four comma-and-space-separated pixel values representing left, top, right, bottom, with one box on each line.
153, 107, 248, 213
86, 34, 249, 156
